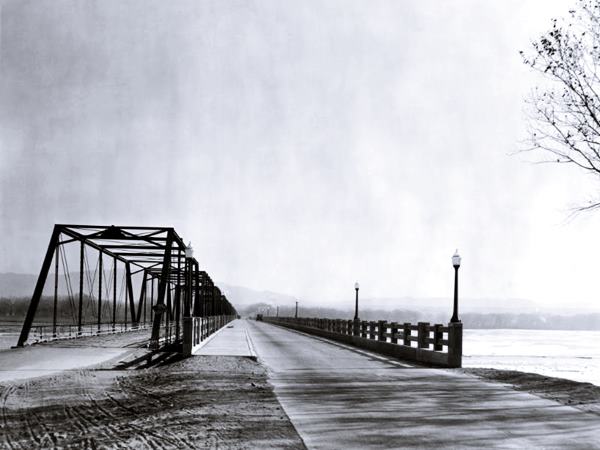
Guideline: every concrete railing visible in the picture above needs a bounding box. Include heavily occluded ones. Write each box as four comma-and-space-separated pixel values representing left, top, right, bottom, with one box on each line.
263, 317, 463, 368
183, 314, 236, 355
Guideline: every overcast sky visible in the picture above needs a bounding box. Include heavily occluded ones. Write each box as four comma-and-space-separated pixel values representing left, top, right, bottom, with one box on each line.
2, 0, 599, 311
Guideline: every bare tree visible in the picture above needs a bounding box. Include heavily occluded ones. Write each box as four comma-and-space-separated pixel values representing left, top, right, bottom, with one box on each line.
522, 0, 600, 211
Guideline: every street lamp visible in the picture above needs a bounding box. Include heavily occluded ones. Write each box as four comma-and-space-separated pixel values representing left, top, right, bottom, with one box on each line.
354, 282, 360, 320
185, 241, 194, 259
450, 250, 461, 323
295, 300, 298, 319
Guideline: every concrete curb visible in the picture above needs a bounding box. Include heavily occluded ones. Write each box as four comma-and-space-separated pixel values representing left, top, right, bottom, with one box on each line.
244, 328, 258, 361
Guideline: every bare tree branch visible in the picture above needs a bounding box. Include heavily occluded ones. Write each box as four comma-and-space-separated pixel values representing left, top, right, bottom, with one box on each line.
521, 0, 600, 211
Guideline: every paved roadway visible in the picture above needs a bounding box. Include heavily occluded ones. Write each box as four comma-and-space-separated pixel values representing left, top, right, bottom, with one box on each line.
245, 320, 600, 450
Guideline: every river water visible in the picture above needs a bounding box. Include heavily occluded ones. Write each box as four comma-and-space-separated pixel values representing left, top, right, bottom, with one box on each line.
463, 329, 600, 386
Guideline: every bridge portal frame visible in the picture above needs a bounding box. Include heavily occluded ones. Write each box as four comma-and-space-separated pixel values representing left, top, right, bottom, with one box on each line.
17, 224, 236, 348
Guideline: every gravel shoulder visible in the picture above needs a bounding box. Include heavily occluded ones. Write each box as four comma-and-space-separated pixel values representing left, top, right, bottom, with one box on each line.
0, 354, 306, 449
463, 368, 600, 416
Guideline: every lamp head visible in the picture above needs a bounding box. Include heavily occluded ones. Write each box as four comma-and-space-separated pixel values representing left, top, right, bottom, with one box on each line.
354, 282, 360, 290
452, 249, 461, 268
185, 241, 194, 259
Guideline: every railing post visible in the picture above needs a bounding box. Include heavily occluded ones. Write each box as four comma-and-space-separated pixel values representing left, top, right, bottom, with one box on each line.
403, 323, 411, 346
378, 320, 387, 342
353, 318, 360, 336
433, 324, 443, 351
361, 321, 367, 338
390, 322, 399, 344
369, 321, 376, 340
447, 322, 463, 368
183, 317, 193, 355
418, 322, 430, 349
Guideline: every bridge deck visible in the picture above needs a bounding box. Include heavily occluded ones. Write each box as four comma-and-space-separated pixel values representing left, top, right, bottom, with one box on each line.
247, 320, 600, 449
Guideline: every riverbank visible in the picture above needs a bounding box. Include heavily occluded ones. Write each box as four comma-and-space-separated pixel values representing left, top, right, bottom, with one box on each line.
0, 354, 306, 449
463, 368, 600, 416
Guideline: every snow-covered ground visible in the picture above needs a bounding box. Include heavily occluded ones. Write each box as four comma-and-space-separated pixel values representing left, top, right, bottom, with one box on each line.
0, 329, 19, 350
463, 329, 600, 386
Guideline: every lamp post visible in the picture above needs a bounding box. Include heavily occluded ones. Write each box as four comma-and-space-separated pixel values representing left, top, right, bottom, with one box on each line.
353, 282, 360, 335
354, 282, 360, 320
450, 250, 461, 323
295, 301, 298, 319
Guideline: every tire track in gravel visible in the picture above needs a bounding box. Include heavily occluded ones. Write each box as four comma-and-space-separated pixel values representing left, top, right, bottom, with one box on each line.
30, 409, 58, 448
0, 384, 18, 450
104, 374, 194, 449
128, 384, 196, 448
71, 370, 137, 449
21, 380, 43, 447
61, 371, 116, 448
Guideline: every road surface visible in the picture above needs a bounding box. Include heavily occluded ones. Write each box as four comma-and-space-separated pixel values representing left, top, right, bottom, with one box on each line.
245, 320, 600, 449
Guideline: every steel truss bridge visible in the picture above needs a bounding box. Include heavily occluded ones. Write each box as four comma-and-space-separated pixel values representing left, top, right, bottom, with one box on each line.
17, 224, 237, 349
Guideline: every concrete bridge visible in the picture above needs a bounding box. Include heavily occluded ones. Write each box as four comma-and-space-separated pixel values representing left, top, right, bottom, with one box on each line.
199, 319, 600, 448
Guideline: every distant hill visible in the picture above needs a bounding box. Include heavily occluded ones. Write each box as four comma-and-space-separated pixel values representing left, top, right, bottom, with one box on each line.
217, 282, 297, 306
0, 273, 39, 297
0, 272, 100, 297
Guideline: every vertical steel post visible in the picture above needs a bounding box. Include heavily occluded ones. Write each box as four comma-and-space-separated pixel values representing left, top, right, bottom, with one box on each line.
124, 274, 128, 329
78, 240, 84, 335
125, 262, 135, 327
143, 272, 147, 324
150, 230, 174, 348
150, 276, 155, 322
175, 251, 181, 341
166, 286, 172, 342
136, 270, 147, 324
183, 258, 194, 318
98, 251, 103, 331
112, 257, 117, 331
193, 261, 200, 317
174, 285, 181, 341
53, 245, 59, 337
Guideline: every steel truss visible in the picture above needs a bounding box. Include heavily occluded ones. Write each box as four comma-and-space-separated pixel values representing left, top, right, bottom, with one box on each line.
17, 224, 237, 348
